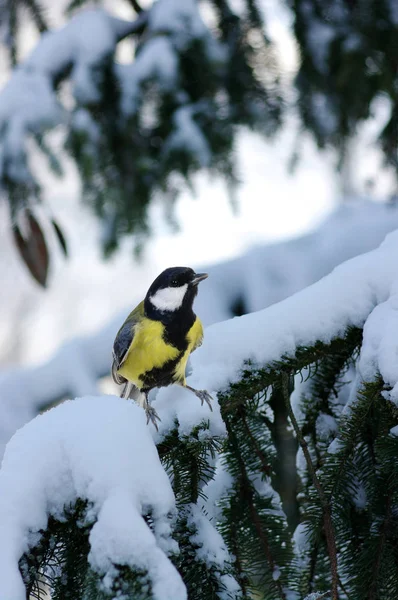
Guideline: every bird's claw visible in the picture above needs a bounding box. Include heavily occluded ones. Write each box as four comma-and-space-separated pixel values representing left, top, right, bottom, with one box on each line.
196, 389, 213, 411
145, 404, 161, 430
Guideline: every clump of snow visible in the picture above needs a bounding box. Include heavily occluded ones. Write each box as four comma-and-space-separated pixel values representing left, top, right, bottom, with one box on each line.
0, 70, 63, 182
315, 413, 338, 442
188, 504, 231, 569
0, 395, 185, 600
201, 461, 234, 522
26, 10, 126, 103
152, 383, 225, 443
149, 0, 208, 48
293, 521, 311, 572
358, 292, 398, 404
218, 574, 242, 600
188, 504, 241, 599
327, 438, 345, 455
272, 565, 281, 581
118, 36, 178, 115
293, 522, 311, 556
161, 104, 212, 167
153, 223, 398, 440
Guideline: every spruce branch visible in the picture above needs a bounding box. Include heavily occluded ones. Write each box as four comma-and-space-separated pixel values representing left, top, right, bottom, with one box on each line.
281, 372, 339, 600
240, 408, 272, 476
229, 506, 249, 597
338, 575, 352, 600
367, 489, 393, 600
224, 415, 287, 600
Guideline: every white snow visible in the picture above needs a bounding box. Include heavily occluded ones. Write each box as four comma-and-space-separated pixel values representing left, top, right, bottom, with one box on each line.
149, 0, 208, 47
188, 504, 231, 569
188, 503, 241, 599
201, 461, 234, 522
359, 293, 398, 403
161, 104, 212, 167
26, 10, 124, 103
315, 413, 338, 441
0, 395, 185, 600
118, 36, 178, 115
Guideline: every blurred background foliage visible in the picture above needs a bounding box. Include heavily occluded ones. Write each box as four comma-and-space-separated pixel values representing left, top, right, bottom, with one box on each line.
0, 0, 397, 285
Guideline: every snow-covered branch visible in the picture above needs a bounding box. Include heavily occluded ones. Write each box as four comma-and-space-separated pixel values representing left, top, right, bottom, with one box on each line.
1, 202, 398, 457
0, 395, 185, 600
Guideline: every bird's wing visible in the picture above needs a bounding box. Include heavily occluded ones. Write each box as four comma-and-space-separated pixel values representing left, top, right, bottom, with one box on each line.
111, 301, 144, 384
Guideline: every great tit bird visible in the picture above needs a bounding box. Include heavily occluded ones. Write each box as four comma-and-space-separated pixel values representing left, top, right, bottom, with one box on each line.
111, 266, 212, 427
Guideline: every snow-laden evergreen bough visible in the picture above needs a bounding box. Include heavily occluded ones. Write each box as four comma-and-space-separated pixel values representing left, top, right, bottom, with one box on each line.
2, 231, 398, 599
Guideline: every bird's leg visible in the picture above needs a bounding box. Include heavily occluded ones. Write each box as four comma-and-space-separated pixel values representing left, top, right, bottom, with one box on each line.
120, 381, 133, 399
184, 384, 213, 411
142, 392, 161, 430
121, 384, 161, 429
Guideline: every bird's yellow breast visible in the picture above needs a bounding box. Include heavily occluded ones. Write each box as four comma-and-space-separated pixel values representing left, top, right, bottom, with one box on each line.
118, 316, 203, 389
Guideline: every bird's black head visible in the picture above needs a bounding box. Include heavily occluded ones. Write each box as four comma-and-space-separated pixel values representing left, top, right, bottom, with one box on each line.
144, 266, 208, 321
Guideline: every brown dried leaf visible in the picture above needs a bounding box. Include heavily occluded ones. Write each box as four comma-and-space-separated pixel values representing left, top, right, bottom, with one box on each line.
13, 212, 49, 287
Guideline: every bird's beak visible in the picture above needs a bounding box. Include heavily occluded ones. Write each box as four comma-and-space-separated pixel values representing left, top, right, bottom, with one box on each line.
191, 272, 208, 286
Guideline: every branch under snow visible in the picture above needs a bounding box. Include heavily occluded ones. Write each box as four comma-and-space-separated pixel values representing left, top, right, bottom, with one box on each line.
1, 203, 398, 458
152, 227, 398, 435
0, 395, 185, 600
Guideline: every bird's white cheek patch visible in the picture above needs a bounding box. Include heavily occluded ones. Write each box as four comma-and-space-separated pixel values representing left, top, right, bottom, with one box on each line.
150, 284, 188, 311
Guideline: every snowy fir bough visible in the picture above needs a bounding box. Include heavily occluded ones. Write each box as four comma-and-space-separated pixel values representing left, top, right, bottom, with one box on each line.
2, 229, 398, 598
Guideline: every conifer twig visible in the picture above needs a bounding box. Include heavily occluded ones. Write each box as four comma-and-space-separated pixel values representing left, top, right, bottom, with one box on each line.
240, 409, 272, 475
224, 416, 287, 600
281, 372, 339, 600
367, 489, 393, 600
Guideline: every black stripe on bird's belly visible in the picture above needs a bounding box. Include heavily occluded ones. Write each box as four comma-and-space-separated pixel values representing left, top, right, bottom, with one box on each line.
141, 354, 183, 391
162, 310, 195, 351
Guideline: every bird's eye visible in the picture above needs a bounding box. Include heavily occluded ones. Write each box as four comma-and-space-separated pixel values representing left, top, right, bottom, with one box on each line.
171, 279, 178, 287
